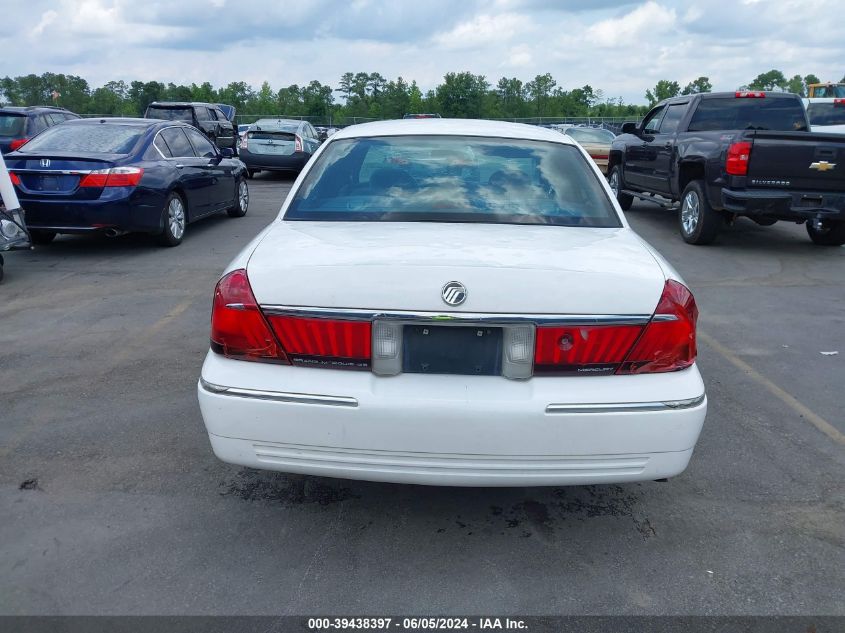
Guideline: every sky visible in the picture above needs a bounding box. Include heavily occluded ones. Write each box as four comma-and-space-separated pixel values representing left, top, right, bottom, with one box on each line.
2, 0, 844, 104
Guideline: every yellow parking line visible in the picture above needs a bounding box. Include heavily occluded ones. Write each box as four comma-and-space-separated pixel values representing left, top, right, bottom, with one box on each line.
698, 331, 845, 445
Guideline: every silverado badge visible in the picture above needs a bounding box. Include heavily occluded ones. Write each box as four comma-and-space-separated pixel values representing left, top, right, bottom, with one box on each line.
809, 161, 836, 172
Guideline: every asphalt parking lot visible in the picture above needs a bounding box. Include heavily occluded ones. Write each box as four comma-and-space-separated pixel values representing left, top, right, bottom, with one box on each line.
1, 174, 843, 616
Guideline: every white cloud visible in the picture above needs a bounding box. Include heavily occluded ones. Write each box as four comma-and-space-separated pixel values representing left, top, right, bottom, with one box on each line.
2, 0, 845, 105
587, 1, 677, 47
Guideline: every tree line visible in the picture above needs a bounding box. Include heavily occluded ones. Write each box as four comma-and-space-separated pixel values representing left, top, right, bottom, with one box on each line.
644, 70, 844, 106
0, 71, 645, 122
2, 69, 843, 122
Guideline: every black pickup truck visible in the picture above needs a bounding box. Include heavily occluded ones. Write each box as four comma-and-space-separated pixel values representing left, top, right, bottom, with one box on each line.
608, 91, 845, 245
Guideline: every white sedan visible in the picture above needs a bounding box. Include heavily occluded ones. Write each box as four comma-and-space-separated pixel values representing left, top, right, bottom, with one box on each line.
198, 119, 706, 487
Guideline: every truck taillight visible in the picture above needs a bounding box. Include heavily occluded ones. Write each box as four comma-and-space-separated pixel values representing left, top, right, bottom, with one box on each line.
726, 141, 752, 176
533, 280, 698, 376
210, 269, 289, 364
294, 135, 303, 152
735, 91, 765, 98
79, 167, 144, 188
834, 99, 845, 106
239, 133, 248, 149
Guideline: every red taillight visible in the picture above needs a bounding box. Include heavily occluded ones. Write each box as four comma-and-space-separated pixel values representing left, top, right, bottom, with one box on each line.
534, 325, 643, 375
834, 99, 845, 106
9, 172, 21, 186
268, 316, 371, 369
735, 91, 765, 98
9, 138, 28, 151
532, 280, 698, 376
617, 280, 698, 374
79, 167, 144, 188
726, 141, 752, 176
294, 135, 303, 152
210, 269, 289, 364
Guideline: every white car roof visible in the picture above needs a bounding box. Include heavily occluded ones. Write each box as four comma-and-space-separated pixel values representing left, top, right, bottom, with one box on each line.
332, 118, 578, 145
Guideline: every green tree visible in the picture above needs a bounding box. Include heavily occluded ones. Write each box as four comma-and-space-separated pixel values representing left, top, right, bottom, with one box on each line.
748, 69, 787, 91
495, 77, 527, 119
435, 72, 489, 118
526, 73, 556, 117
645, 80, 680, 106
681, 76, 712, 95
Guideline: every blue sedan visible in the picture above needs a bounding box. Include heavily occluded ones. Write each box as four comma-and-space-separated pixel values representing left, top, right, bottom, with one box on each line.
5, 118, 249, 246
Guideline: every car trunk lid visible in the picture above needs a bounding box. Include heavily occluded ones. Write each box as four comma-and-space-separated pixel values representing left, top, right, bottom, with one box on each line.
246, 222, 666, 315
6, 154, 119, 198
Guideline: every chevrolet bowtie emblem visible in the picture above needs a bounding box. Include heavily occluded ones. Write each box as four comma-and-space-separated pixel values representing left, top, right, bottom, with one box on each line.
809, 161, 836, 172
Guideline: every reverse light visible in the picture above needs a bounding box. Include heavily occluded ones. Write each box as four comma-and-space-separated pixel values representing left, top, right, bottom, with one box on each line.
617, 280, 698, 374
9, 138, 28, 151
79, 167, 144, 188
294, 135, 303, 152
239, 134, 248, 149
735, 91, 765, 98
210, 269, 289, 364
726, 141, 752, 176
372, 320, 402, 375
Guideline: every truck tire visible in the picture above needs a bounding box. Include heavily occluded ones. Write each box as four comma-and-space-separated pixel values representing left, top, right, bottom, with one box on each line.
608, 166, 634, 211
806, 219, 845, 246
679, 180, 721, 245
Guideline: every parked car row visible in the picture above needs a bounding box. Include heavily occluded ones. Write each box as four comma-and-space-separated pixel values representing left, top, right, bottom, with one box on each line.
607, 91, 845, 246
4, 117, 248, 247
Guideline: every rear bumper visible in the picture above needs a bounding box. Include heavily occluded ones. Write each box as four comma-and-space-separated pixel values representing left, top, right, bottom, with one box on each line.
239, 150, 309, 172
19, 191, 164, 233
721, 188, 845, 221
197, 352, 707, 487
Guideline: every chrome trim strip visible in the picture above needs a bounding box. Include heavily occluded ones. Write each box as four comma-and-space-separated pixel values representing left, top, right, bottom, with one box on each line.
545, 394, 705, 414
261, 305, 652, 326
10, 169, 93, 174
199, 378, 358, 408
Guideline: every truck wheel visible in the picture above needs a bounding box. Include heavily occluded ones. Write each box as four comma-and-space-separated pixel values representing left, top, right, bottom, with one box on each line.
608, 166, 633, 211
679, 180, 721, 245
29, 230, 56, 245
806, 219, 845, 246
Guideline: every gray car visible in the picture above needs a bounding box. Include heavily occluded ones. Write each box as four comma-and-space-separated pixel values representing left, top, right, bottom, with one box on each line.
238, 119, 321, 177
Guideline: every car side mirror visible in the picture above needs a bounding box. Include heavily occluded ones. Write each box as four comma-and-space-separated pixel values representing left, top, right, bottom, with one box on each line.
621, 122, 638, 135
220, 147, 234, 159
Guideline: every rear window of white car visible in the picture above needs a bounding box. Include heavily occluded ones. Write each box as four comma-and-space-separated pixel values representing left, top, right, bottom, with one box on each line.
285, 135, 621, 227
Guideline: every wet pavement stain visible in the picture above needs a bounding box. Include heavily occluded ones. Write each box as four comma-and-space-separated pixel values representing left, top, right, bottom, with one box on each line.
220, 468, 359, 506
19, 478, 41, 491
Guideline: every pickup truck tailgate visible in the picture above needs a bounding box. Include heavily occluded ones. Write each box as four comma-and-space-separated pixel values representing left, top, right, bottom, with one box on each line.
747, 131, 845, 191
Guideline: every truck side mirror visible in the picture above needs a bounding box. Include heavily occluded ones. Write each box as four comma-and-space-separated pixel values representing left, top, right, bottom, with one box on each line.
621, 122, 638, 135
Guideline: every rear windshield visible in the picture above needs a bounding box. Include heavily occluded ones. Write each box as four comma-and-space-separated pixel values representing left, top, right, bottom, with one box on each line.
687, 97, 808, 132
19, 125, 144, 154
285, 135, 621, 227
250, 130, 296, 140
565, 128, 615, 144
146, 107, 193, 122
0, 114, 25, 137
806, 103, 845, 126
